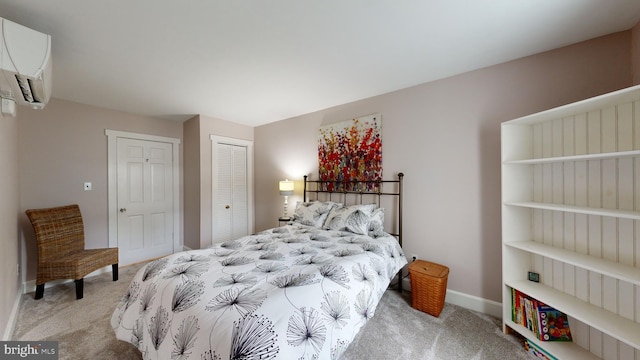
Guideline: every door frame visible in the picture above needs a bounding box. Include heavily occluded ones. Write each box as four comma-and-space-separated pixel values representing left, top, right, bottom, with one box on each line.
210, 135, 254, 241
106, 129, 181, 258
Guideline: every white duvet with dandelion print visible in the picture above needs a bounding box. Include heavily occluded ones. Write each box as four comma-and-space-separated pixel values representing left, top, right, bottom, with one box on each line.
111, 223, 407, 360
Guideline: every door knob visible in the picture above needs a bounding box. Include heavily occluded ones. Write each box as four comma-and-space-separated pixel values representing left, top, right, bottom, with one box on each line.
120, 208, 127, 213
225, 205, 230, 209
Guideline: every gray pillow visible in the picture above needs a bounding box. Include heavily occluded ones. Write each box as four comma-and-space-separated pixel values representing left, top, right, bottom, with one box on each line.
291, 201, 339, 227
368, 207, 385, 238
323, 203, 376, 235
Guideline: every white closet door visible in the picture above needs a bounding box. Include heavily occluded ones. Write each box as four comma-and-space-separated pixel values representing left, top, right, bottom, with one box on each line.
213, 142, 248, 242
231, 144, 248, 239
215, 144, 233, 242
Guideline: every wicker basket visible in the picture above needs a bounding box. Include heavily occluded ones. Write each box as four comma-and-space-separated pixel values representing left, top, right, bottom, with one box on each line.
409, 260, 449, 317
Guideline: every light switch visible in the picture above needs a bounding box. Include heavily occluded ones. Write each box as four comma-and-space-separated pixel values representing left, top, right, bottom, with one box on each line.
84, 182, 92, 191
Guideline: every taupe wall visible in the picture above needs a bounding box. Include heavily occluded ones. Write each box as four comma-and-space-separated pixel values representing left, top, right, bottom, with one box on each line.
183, 115, 253, 250
17, 99, 184, 282
0, 112, 20, 339
254, 31, 633, 303
183, 115, 201, 250
634, 22, 640, 85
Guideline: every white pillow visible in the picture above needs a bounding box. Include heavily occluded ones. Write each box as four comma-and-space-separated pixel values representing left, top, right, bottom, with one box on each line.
368, 207, 385, 238
291, 201, 339, 228
323, 203, 376, 235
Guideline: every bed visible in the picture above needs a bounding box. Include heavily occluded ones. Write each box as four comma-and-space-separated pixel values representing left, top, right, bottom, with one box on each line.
111, 173, 406, 360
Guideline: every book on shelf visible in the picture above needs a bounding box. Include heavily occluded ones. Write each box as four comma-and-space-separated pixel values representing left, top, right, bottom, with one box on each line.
511, 288, 572, 342
537, 304, 572, 341
524, 339, 557, 360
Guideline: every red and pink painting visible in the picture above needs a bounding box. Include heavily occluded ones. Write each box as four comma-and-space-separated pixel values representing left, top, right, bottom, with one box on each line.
318, 114, 382, 191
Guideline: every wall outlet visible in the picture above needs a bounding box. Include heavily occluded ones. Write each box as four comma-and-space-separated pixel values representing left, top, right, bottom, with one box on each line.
84, 182, 92, 191
411, 254, 418, 261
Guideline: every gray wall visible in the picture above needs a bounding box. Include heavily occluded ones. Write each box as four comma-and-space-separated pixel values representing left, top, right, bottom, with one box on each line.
183, 115, 254, 250
17, 99, 184, 281
0, 111, 20, 339
254, 31, 634, 303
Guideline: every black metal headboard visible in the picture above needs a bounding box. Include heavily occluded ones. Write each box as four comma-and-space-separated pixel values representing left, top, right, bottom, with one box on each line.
303, 172, 404, 247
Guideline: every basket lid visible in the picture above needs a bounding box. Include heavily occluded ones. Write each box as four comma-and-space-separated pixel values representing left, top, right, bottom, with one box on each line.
410, 260, 449, 278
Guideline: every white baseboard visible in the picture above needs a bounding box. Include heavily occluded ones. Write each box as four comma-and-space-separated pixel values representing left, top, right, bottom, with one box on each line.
22, 265, 114, 295
444, 289, 502, 319
2, 288, 22, 340
401, 277, 502, 319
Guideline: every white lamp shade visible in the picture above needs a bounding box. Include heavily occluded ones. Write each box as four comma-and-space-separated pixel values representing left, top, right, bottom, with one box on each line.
279, 179, 294, 195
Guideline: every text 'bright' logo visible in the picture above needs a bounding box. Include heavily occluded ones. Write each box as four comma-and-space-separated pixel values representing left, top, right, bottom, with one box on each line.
1, 341, 58, 359
4, 343, 39, 357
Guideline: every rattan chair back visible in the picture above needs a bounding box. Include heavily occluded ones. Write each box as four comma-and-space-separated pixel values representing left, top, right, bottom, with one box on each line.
27, 204, 86, 263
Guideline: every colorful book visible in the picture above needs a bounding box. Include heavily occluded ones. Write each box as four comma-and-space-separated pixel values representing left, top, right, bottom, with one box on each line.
511, 288, 572, 342
512, 288, 525, 326
524, 339, 558, 360
537, 304, 572, 341
525, 297, 534, 331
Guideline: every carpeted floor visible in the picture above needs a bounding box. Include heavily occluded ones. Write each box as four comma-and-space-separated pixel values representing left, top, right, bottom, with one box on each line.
11, 263, 531, 359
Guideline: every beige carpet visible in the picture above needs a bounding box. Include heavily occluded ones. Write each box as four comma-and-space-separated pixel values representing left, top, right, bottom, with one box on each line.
11, 262, 531, 360
11, 263, 144, 360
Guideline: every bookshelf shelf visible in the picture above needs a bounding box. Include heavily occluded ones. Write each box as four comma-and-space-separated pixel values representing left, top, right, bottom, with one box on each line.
503, 149, 640, 164
504, 319, 599, 360
505, 241, 640, 286
501, 84, 640, 359
504, 202, 640, 220
507, 280, 640, 349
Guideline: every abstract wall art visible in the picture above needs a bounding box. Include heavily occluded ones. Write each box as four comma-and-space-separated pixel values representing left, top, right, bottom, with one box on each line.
317, 113, 382, 191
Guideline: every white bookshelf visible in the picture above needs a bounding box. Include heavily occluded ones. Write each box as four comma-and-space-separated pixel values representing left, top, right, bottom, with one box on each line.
501, 85, 640, 359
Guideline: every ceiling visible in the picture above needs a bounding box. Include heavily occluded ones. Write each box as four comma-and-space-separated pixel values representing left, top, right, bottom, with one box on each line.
1, 1, 640, 127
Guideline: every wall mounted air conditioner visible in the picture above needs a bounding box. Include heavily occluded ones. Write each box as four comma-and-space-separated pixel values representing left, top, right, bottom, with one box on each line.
0, 17, 52, 110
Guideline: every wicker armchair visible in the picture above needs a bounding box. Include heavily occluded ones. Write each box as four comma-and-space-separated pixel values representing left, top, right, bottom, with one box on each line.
25, 204, 119, 300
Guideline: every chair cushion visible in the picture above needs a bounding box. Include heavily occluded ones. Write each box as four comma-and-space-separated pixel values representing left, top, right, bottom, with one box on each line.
37, 248, 118, 284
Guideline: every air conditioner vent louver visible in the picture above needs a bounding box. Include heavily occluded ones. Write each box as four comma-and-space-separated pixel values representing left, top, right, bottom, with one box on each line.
16, 75, 35, 102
